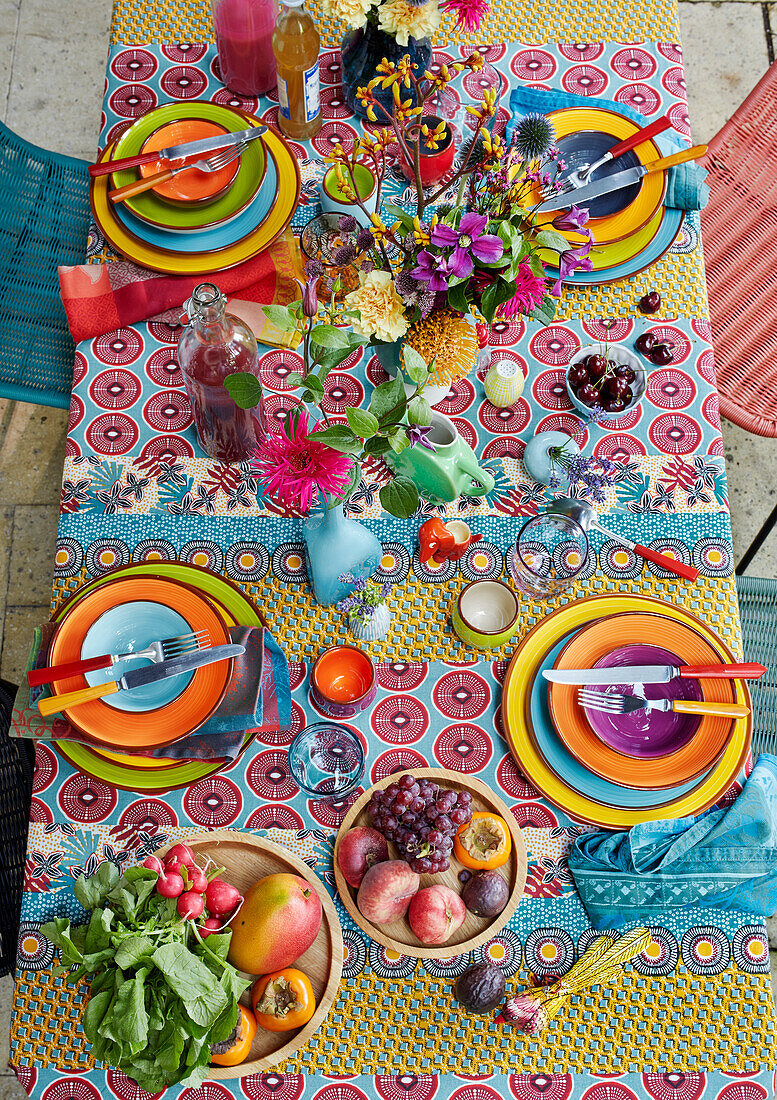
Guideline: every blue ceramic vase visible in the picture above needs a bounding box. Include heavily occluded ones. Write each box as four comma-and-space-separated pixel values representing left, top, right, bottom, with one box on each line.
303, 502, 383, 606
523, 430, 581, 486
341, 24, 431, 120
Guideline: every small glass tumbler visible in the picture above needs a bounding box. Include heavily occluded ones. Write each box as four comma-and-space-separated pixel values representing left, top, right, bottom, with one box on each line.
300, 213, 363, 302
509, 513, 590, 599
287, 722, 365, 800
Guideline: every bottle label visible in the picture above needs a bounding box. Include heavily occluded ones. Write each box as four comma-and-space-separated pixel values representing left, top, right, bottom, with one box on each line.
303, 61, 320, 122
277, 74, 290, 119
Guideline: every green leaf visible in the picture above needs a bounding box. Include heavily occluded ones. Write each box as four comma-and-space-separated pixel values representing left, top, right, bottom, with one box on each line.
114, 972, 150, 1049
152, 942, 228, 1028
385, 203, 415, 229
407, 395, 432, 427
285, 372, 305, 388
346, 407, 380, 438
307, 425, 363, 455
339, 457, 362, 503
401, 345, 429, 386
447, 281, 469, 314
114, 934, 155, 970
531, 296, 557, 325
74, 860, 119, 911
369, 376, 407, 424
310, 324, 351, 349
82, 990, 112, 1041
379, 476, 419, 518
535, 228, 570, 255
529, 251, 546, 278
84, 907, 113, 953
387, 428, 411, 455
363, 435, 392, 457
261, 304, 298, 332
314, 345, 359, 379
223, 372, 263, 410
301, 374, 325, 398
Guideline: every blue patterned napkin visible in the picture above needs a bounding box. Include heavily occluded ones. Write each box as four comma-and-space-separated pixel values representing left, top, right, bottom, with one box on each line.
568, 754, 777, 928
506, 85, 709, 210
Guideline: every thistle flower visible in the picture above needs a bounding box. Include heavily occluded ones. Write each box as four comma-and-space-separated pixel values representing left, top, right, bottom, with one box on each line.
513, 113, 555, 160
338, 214, 359, 233
252, 410, 352, 514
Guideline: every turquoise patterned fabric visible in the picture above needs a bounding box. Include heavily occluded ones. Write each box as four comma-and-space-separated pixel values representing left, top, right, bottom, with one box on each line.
569, 754, 777, 928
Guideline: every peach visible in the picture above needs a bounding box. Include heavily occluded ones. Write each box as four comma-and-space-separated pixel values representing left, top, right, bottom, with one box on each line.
357, 860, 419, 924
337, 827, 389, 888
408, 885, 466, 945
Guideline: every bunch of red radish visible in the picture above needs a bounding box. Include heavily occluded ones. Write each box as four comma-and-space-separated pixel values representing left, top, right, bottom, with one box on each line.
142, 843, 242, 933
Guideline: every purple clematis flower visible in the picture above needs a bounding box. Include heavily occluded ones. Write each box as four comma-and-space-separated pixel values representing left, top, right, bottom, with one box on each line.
407, 424, 436, 450
411, 249, 452, 293
429, 212, 503, 279
551, 240, 593, 296
552, 205, 590, 234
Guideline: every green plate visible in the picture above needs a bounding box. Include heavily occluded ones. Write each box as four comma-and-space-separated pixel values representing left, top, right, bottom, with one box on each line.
54, 561, 264, 793
111, 102, 266, 231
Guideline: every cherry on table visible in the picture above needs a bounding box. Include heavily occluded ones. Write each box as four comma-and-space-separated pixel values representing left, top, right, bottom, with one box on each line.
639, 291, 661, 313
635, 332, 657, 355
650, 342, 674, 365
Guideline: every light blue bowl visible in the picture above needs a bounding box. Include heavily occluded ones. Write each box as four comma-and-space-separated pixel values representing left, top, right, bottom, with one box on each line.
82, 601, 194, 712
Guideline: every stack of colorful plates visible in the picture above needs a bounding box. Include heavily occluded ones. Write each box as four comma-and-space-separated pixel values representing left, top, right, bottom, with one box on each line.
535, 107, 684, 285
502, 594, 751, 829
50, 563, 264, 792
90, 101, 301, 274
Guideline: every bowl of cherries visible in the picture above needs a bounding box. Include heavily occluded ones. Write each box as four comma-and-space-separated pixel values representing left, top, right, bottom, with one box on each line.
566, 342, 646, 420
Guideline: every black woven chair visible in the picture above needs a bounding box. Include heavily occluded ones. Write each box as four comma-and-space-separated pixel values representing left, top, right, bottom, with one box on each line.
0, 681, 34, 977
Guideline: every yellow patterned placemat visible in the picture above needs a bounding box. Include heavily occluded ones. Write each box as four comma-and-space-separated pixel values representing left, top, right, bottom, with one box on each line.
51, 566, 742, 664
109, 0, 680, 49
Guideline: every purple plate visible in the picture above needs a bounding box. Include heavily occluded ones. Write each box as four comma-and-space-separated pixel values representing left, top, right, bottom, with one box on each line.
582, 643, 703, 758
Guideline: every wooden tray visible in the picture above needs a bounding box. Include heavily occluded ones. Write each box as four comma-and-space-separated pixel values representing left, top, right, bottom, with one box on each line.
157, 830, 342, 1078
333, 768, 527, 959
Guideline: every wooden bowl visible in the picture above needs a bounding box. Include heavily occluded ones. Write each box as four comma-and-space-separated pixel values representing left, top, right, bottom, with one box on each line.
157, 830, 342, 1078
333, 768, 527, 959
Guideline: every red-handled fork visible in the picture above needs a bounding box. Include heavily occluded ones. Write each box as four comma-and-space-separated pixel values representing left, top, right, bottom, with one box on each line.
28, 630, 210, 688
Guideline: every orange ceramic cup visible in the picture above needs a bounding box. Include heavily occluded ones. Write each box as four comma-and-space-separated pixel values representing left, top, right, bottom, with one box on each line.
310, 645, 377, 718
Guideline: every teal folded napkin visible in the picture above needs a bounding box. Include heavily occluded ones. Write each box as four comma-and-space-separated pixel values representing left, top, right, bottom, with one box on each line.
506, 85, 709, 211
568, 754, 777, 929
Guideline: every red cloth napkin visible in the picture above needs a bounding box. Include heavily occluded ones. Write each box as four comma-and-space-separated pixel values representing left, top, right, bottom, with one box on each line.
58, 227, 304, 347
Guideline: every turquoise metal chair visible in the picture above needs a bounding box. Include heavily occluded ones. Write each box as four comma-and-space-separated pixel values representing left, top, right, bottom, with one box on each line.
735, 575, 777, 756
0, 120, 91, 409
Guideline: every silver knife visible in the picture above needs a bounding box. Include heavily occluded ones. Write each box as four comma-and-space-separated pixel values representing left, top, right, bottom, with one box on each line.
38, 644, 245, 715
543, 661, 766, 686
535, 144, 707, 212
89, 125, 266, 178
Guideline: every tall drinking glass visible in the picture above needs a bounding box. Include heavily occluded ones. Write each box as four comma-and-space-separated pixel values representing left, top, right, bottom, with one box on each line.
287, 722, 365, 800
211, 0, 278, 97
509, 513, 590, 599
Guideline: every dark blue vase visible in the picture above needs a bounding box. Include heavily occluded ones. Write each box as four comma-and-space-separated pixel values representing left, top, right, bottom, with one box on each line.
341, 24, 432, 121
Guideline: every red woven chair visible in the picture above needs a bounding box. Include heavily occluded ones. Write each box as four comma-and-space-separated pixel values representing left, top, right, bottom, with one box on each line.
701, 62, 777, 571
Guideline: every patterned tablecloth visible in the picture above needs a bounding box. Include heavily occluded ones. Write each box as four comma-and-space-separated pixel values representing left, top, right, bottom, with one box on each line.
8, 2, 777, 1099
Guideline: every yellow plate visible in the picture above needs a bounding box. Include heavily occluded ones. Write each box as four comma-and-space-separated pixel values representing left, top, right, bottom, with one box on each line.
502, 594, 751, 829
90, 119, 300, 274
534, 106, 666, 247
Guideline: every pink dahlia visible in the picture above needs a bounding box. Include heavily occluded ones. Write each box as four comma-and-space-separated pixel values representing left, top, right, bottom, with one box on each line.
499, 262, 548, 319
252, 410, 352, 514
440, 0, 490, 32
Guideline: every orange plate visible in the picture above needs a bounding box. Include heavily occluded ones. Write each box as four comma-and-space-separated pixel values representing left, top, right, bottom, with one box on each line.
49, 576, 232, 749
139, 119, 239, 204
548, 612, 735, 788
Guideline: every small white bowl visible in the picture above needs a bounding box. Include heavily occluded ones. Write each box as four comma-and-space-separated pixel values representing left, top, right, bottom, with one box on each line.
566, 342, 646, 420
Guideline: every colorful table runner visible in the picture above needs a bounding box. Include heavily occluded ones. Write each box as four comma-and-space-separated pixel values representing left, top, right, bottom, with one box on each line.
8, 3, 777, 1099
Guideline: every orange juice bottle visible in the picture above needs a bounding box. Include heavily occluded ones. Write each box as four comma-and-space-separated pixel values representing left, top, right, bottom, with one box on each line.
272, 0, 322, 140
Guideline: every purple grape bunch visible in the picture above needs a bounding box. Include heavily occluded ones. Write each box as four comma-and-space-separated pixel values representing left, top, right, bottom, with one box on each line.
367, 773, 473, 874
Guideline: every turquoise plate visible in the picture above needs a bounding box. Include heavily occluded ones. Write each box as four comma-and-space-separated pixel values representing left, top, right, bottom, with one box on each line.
529, 634, 709, 808
113, 144, 278, 256
82, 601, 194, 713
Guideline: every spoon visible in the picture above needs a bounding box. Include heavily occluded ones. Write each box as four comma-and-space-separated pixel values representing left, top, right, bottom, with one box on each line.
546, 497, 700, 582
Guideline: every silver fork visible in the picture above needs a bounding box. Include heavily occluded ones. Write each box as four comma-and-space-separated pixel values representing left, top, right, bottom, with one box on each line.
108, 143, 246, 205
577, 688, 749, 719
28, 630, 211, 688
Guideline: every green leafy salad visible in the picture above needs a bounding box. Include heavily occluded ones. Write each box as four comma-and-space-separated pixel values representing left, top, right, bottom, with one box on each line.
41, 861, 251, 1092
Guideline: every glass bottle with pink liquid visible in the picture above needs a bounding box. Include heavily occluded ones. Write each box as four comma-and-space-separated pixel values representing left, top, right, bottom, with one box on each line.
178, 283, 266, 463
211, 0, 278, 97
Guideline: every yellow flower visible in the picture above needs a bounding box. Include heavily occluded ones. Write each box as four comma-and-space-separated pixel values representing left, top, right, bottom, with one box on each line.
345, 271, 409, 343
378, 0, 441, 47
321, 0, 375, 29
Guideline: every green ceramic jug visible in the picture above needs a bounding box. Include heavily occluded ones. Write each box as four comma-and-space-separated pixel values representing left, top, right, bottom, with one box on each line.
392, 412, 495, 503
